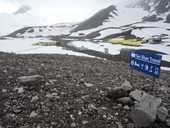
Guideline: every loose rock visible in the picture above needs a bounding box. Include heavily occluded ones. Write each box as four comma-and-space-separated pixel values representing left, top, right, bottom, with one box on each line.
2, 89, 7, 93
156, 106, 169, 122
120, 80, 133, 92
106, 87, 128, 100
82, 120, 88, 125
124, 105, 130, 110
71, 123, 76, 127
18, 87, 24, 94
29, 111, 38, 118
129, 89, 145, 102
84, 82, 93, 87
117, 97, 133, 105
17, 75, 45, 89
31, 95, 39, 102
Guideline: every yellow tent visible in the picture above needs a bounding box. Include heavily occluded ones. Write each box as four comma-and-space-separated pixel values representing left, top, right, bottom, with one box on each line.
108, 39, 141, 46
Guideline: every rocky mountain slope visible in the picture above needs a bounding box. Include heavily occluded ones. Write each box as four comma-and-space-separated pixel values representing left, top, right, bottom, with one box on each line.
6, 24, 76, 38
0, 52, 169, 128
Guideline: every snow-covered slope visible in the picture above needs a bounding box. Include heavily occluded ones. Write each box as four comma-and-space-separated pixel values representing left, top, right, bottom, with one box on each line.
70, 6, 149, 38
0, 38, 93, 57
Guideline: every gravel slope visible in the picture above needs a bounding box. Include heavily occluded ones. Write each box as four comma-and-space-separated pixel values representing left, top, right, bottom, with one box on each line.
0, 52, 169, 128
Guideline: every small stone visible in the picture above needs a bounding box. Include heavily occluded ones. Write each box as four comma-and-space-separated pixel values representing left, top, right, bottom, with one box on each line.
117, 104, 122, 108
116, 122, 123, 128
97, 107, 107, 115
124, 105, 130, 110
30, 111, 38, 118
46, 93, 58, 99
88, 104, 97, 111
167, 120, 170, 127
19, 125, 30, 128
2, 70, 7, 73
115, 112, 119, 116
71, 123, 76, 127
70, 115, 75, 121
103, 115, 107, 118
2, 89, 7, 93
84, 83, 93, 87
158, 86, 170, 94
13, 108, 21, 114
82, 120, 88, 125
120, 80, 133, 92
78, 111, 82, 116
10, 114, 15, 118
31, 95, 39, 102
18, 87, 24, 94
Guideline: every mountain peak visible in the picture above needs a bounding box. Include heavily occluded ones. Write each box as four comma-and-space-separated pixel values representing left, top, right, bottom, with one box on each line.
72, 5, 117, 32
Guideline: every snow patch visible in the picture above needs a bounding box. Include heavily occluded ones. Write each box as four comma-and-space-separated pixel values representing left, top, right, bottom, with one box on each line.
0, 38, 94, 57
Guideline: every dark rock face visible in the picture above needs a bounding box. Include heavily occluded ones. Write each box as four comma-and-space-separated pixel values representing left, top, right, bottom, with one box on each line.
7, 27, 32, 37
142, 15, 163, 22
72, 5, 117, 32
166, 13, 170, 23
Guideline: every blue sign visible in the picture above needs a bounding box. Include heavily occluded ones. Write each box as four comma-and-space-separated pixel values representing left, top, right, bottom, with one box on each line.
130, 50, 162, 78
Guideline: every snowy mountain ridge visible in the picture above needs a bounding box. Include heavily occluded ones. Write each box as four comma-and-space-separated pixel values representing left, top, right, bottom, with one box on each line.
1, 0, 170, 40
133, 0, 170, 22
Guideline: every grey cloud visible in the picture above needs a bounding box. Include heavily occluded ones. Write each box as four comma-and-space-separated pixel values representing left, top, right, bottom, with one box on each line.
14, 5, 31, 14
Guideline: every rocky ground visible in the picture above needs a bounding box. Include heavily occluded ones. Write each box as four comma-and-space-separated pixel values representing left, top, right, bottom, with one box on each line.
0, 52, 170, 128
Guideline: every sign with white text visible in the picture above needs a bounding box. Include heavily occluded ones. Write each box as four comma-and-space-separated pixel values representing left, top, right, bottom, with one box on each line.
130, 50, 162, 78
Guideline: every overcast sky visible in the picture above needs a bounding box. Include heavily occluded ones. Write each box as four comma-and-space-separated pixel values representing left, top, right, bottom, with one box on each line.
0, 0, 138, 24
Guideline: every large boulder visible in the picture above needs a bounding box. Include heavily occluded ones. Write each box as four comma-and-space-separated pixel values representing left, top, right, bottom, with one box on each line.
130, 94, 162, 127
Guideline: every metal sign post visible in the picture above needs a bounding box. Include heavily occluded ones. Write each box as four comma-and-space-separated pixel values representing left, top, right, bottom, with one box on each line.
130, 50, 162, 93
151, 78, 155, 95
130, 68, 133, 85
